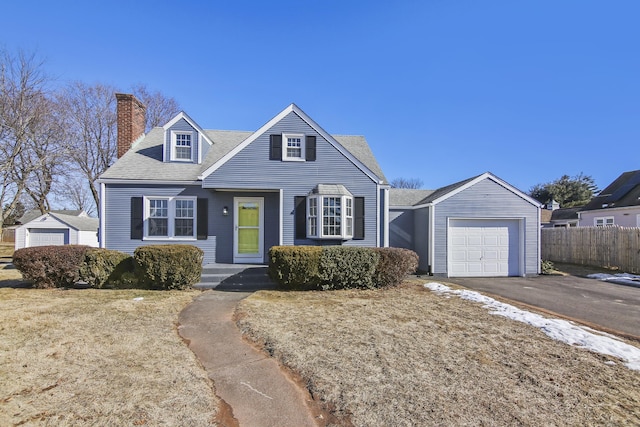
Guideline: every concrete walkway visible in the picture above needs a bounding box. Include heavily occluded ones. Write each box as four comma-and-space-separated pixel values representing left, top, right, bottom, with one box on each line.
178, 290, 318, 427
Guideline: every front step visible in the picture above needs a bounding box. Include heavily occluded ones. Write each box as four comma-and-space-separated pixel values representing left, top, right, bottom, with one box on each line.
194, 264, 276, 291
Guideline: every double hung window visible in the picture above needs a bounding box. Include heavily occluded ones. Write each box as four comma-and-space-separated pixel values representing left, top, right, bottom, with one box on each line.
594, 217, 614, 227
282, 133, 304, 161
172, 131, 193, 161
145, 197, 196, 239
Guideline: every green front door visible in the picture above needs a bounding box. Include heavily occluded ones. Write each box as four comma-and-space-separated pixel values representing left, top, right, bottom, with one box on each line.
233, 197, 264, 263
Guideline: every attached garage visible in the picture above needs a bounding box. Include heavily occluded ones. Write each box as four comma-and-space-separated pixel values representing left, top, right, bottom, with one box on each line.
28, 229, 69, 247
448, 219, 521, 277
389, 172, 541, 277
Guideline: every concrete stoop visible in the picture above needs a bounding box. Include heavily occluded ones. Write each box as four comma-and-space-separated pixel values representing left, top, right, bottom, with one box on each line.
194, 264, 277, 291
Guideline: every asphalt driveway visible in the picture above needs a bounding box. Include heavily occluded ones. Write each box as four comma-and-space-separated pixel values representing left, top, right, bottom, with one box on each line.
441, 274, 640, 340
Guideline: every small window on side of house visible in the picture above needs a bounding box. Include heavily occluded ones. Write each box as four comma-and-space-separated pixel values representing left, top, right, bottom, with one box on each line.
282, 133, 304, 161
594, 217, 614, 227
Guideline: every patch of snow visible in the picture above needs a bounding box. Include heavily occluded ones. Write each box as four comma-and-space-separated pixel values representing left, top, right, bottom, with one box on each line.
587, 272, 640, 287
133, 297, 144, 301
424, 282, 640, 371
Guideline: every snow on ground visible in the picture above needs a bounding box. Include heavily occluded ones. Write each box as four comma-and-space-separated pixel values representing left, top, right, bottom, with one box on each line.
424, 282, 640, 371
587, 272, 640, 287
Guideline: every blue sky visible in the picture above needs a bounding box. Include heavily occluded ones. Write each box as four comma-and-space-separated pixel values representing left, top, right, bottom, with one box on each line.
2, 1, 639, 193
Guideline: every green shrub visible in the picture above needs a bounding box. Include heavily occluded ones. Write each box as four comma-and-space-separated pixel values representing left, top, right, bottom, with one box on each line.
78, 248, 136, 289
372, 247, 419, 287
13, 245, 91, 288
134, 245, 203, 290
318, 246, 380, 290
268, 246, 322, 290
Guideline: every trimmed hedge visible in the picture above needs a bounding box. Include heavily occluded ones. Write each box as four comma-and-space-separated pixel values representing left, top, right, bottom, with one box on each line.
318, 246, 379, 290
78, 248, 136, 289
134, 245, 204, 290
268, 246, 322, 290
373, 247, 419, 287
269, 246, 419, 290
13, 245, 91, 289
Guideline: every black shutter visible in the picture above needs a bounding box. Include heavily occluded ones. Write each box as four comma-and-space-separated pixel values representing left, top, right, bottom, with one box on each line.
295, 196, 307, 239
305, 136, 316, 161
354, 197, 365, 240
270, 134, 282, 160
197, 198, 208, 240
130, 197, 143, 240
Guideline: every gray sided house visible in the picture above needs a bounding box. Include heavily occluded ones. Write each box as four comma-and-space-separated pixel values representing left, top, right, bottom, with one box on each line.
98, 95, 389, 264
389, 173, 541, 277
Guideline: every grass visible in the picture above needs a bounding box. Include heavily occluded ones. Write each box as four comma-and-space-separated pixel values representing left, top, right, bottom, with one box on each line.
0, 287, 220, 426
237, 282, 640, 426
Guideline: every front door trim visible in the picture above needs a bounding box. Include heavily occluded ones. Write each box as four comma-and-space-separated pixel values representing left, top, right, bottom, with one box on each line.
233, 197, 264, 264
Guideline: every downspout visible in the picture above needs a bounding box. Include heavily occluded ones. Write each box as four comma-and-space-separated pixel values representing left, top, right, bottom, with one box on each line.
376, 184, 381, 247
99, 181, 106, 248
279, 189, 284, 245
383, 186, 389, 247
429, 203, 435, 274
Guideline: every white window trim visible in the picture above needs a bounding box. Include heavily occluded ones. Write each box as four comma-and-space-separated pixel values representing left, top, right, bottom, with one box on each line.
282, 133, 305, 161
594, 216, 615, 227
637, 214, 640, 227
306, 194, 353, 239
171, 130, 194, 162
144, 196, 197, 240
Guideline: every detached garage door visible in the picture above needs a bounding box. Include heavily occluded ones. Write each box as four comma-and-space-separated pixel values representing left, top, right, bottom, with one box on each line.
448, 219, 520, 277
28, 229, 69, 247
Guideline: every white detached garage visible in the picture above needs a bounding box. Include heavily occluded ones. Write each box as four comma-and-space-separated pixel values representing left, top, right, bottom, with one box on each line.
389, 172, 541, 277
15, 211, 99, 250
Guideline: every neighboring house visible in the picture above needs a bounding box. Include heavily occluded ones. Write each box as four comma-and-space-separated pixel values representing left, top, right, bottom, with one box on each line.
14, 210, 99, 249
390, 173, 541, 277
549, 207, 580, 227
578, 170, 640, 227
98, 94, 389, 264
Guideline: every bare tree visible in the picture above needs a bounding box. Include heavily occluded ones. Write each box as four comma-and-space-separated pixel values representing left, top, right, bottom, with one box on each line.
60, 82, 180, 213
0, 49, 54, 228
390, 177, 424, 189
54, 174, 96, 216
132, 83, 180, 130
59, 82, 118, 211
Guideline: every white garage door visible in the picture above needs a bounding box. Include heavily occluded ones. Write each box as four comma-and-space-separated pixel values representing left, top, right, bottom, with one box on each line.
28, 229, 68, 247
448, 219, 520, 277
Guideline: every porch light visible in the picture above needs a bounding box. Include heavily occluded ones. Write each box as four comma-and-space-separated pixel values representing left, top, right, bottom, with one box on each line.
222, 206, 229, 216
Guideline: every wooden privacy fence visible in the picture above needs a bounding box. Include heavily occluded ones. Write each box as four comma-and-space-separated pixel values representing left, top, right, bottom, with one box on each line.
541, 227, 640, 274
1, 228, 15, 243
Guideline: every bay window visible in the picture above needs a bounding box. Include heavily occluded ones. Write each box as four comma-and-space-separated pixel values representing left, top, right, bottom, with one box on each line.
307, 194, 354, 239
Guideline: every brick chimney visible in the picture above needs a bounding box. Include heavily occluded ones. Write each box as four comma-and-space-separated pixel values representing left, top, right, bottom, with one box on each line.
116, 93, 146, 158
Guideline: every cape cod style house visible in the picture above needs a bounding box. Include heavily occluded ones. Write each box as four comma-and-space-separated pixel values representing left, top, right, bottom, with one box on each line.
98, 94, 389, 265
99, 94, 540, 276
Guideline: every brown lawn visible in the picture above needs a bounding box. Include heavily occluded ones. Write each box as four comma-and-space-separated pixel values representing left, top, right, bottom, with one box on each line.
237, 282, 640, 427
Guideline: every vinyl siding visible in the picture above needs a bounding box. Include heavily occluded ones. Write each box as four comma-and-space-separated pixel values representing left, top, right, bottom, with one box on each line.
414, 206, 431, 272
16, 215, 85, 248
389, 208, 414, 249
77, 230, 99, 247
103, 184, 217, 263
202, 111, 380, 247
164, 118, 200, 163
432, 179, 539, 276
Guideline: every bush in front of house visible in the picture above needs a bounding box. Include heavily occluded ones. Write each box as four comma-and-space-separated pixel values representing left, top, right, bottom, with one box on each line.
372, 247, 419, 287
268, 245, 322, 290
318, 246, 380, 290
13, 245, 91, 288
269, 246, 419, 290
78, 248, 137, 289
134, 245, 204, 290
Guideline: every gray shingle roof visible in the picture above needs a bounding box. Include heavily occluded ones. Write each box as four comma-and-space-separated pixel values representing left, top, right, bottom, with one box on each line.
50, 213, 99, 231
389, 189, 435, 206
583, 169, 640, 211
18, 209, 84, 225
100, 128, 387, 184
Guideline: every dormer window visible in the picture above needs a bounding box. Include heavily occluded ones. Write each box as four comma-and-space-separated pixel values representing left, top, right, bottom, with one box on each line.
172, 131, 193, 161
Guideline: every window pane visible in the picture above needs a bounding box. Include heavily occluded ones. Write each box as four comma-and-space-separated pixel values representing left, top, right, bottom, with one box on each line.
175, 200, 194, 218
238, 203, 259, 226
149, 218, 168, 236
175, 219, 194, 236
238, 228, 259, 253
